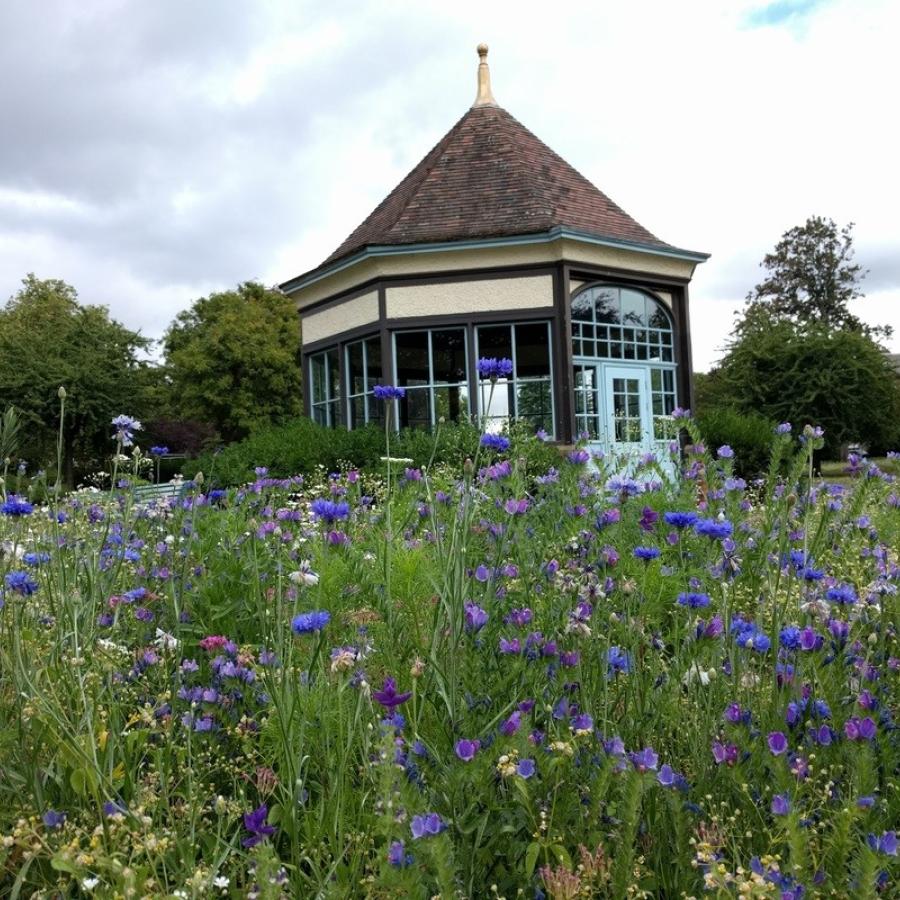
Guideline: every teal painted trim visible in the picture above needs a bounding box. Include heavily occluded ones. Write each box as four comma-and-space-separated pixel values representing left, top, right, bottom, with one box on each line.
280, 229, 710, 295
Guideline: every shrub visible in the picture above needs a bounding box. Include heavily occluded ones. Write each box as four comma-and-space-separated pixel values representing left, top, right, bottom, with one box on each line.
694, 406, 776, 477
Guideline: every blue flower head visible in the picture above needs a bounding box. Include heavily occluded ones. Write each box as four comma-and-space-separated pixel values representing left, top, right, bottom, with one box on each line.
477, 357, 514, 380
1, 495, 33, 516
291, 610, 331, 635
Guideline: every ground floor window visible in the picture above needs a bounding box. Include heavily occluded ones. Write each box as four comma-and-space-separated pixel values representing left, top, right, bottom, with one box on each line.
309, 348, 341, 427
393, 328, 468, 428
346, 336, 384, 428
476, 321, 554, 434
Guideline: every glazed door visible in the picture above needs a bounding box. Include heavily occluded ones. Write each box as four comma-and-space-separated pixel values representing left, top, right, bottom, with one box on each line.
604, 365, 651, 460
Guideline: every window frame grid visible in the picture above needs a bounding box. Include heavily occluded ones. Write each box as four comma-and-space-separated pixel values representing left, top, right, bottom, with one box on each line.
309, 347, 341, 428
345, 335, 382, 428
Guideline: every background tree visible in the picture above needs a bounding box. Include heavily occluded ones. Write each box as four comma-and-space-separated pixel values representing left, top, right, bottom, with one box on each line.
163, 282, 303, 441
0, 275, 155, 484
698, 218, 899, 463
740, 215, 888, 339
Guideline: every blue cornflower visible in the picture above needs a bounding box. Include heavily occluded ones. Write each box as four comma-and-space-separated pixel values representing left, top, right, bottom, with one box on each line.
826, 583, 857, 605
607, 646, 631, 676
149, 446, 169, 456
42, 809, 66, 829
309, 499, 350, 524
373, 384, 406, 400
111, 414, 141, 447
633, 546, 661, 561
291, 610, 331, 635
663, 511, 699, 529
477, 357, 514, 380
480, 433, 510, 452
694, 518, 733, 540
5, 571, 38, 596
677, 591, 710, 608
23, 552, 50, 566
1, 495, 33, 516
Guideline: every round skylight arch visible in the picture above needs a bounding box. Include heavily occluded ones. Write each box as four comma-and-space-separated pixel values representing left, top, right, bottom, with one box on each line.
571, 284, 674, 363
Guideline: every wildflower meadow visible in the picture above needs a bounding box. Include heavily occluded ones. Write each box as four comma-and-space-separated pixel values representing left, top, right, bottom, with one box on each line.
0, 378, 898, 899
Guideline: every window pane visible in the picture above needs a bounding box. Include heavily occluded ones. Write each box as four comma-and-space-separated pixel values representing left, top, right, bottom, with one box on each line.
431, 329, 467, 384
365, 338, 381, 385
433, 385, 468, 422
399, 386, 431, 429
347, 342, 364, 395
478, 325, 512, 360
349, 396, 366, 428
620, 290, 646, 326
594, 288, 619, 324
516, 379, 552, 425
326, 349, 341, 401
395, 332, 430, 387
312, 404, 328, 427
515, 323, 550, 377
310, 355, 326, 405
648, 304, 671, 331
481, 379, 513, 421
572, 291, 593, 321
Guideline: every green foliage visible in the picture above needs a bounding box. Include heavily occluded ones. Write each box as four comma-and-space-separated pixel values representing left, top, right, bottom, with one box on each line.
742, 215, 887, 339
695, 406, 777, 477
0, 275, 154, 483
186, 416, 561, 485
708, 320, 900, 456
163, 281, 303, 442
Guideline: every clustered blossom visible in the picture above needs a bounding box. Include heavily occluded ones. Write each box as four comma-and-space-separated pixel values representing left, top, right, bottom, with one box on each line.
373, 384, 406, 400
476, 357, 513, 380
111, 414, 141, 447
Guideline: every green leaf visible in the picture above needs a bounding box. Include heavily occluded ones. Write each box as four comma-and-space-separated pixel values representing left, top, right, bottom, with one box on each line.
524, 841, 541, 878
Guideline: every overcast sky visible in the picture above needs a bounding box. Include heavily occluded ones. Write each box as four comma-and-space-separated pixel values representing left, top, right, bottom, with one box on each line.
1, 0, 898, 371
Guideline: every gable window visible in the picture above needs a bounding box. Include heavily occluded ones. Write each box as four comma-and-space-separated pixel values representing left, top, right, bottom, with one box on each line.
394, 328, 468, 428
476, 321, 554, 434
346, 336, 383, 427
309, 348, 341, 427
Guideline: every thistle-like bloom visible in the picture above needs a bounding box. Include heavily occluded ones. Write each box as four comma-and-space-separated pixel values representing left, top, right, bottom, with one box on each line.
291, 610, 330, 635
567, 449, 591, 465
373, 384, 406, 400
372, 677, 412, 711
825, 583, 857, 605
677, 591, 710, 609
111, 414, 142, 447
481, 433, 510, 452
694, 518, 733, 540
242, 803, 276, 847
410, 812, 446, 839
477, 357, 513, 380
149, 446, 169, 456
310, 499, 350, 524
1, 495, 33, 516
664, 511, 699, 529
634, 546, 661, 561
5, 571, 38, 596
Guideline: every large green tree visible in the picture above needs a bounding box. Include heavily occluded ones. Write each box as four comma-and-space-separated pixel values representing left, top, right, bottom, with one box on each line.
163, 282, 303, 441
0, 275, 155, 484
740, 215, 888, 339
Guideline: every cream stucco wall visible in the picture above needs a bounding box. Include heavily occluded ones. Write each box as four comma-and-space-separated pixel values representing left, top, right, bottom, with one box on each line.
385, 275, 553, 319
288, 236, 697, 309
302, 290, 379, 345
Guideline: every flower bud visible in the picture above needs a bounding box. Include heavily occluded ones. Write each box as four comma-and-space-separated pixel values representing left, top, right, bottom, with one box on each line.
194, 472, 204, 485
58, 386, 67, 399
410, 656, 425, 678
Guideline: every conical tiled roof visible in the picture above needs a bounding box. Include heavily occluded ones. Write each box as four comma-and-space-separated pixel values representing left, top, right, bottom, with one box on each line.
321, 103, 670, 267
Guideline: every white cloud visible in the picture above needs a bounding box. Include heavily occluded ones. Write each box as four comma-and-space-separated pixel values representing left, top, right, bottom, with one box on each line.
1, 0, 898, 373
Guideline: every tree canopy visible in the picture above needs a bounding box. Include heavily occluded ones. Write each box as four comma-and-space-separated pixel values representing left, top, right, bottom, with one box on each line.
0, 275, 154, 483
163, 282, 303, 441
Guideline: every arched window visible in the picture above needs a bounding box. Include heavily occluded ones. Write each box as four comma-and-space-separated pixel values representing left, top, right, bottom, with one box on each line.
571, 285, 674, 362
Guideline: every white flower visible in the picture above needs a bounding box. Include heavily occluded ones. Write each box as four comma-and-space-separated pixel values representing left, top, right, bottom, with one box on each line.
154, 629, 179, 651
213, 875, 230, 888
288, 562, 319, 587
82, 877, 100, 891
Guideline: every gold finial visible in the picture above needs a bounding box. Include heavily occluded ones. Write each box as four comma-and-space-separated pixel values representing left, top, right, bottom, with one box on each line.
472, 43, 497, 108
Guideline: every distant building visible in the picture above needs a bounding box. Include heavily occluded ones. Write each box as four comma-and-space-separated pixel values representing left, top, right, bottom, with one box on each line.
281, 46, 708, 459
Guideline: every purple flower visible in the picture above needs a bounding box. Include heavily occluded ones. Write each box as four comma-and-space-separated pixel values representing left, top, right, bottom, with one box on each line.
464, 602, 488, 632
517, 758, 536, 779
500, 711, 522, 736
455, 739, 480, 761
867, 831, 897, 856
717, 445, 734, 459
1, 495, 33, 516
571, 713, 594, 734
481, 433, 510, 452
5, 571, 38, 596
499, 637, 521, 654
373, 384, 406, 400
372, 677, 412, 711
775, 422, 792, 434
567, 449, 591, 465
694, 518, 733, 540
42, 809, 66, 829
387, 839, 413, 867
677, 591, 710, 609
638, 506, 659, 531
664, 511, 699, 529
242, 803, 276, 848
767, 731, 788, 756
111, 414, 141, 446
712, 741, 739, 766
771, 794, 791, 816
826, 583, 857, 605
844, 717, 877, 741
291, 610, 330, 635
634, 546, 661, 561
477, 357, 514, 380
310, 499, 350, 524
629, 746, 659, 773
657, 764, 676, 787
149, 445, 169, 456
607, 646, 631, 676
410, 812, 446, 839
